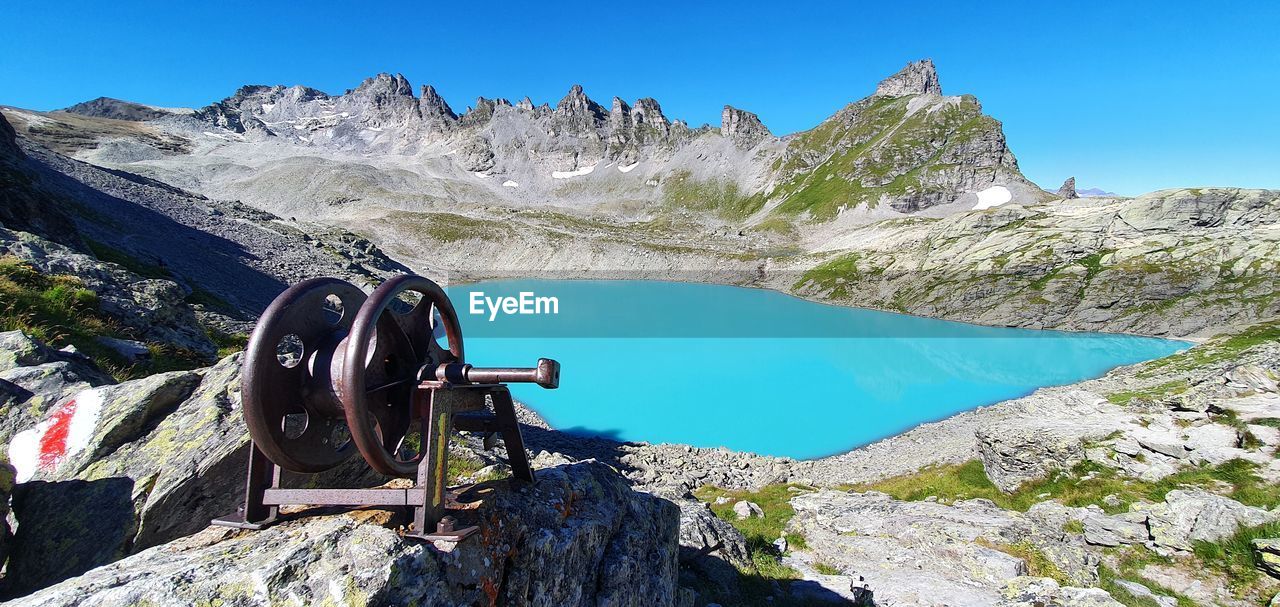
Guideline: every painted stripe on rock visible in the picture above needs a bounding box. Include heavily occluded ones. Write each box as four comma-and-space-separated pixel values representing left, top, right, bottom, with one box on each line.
8, 387, 105, 482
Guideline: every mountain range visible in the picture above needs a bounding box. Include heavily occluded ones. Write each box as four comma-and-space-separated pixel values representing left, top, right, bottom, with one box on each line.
2, 59, 1276, 340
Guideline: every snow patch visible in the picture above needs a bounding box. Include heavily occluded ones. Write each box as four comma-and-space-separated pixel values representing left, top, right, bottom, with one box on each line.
260, 102, 275, 113
552, 164, 597, 179
474, 172, 489, 178
442, 149, 457, 156
618, 163, 639, 173
9, 388, 105, 483
503, 180, 519, 188
366, 126, 383, 132
972, 185, 1013, 210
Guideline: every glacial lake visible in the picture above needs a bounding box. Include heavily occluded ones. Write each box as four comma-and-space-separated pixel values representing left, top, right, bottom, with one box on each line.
445, 280, 1189, 460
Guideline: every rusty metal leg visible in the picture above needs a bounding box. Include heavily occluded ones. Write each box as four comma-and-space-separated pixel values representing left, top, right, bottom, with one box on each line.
409, 387, 477, 541
212, 443, 280, 529
491, 386, 536, 485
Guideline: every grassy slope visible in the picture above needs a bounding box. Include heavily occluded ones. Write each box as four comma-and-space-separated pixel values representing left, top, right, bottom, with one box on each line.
0, 255, 241, 380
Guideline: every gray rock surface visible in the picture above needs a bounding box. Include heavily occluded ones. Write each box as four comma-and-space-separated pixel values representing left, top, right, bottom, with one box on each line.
16, 461, 680, 607
1136, 490, 1279, 551
785, 489, 1099, 606
61, 97, 172, 122
1057, 177, 1079, 199
976, 391, 1126, 492
0, 331, 114, 444
874, 58, 942, 97
0, 453, 13, 574
0, 228, 215, 358
1254, 538, 1280, 579
998, 577, 1123, 607
720, 105, 771, 149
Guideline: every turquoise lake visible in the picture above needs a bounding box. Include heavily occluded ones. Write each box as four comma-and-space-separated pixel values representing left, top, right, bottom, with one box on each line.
445, 280, 1189, 460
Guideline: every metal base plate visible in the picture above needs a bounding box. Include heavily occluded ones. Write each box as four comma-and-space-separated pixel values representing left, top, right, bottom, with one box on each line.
408, 525, 480, 542
211, 512, 278, 531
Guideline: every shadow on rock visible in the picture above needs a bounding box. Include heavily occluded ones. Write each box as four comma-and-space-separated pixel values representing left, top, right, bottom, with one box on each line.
3, 477, 135, 599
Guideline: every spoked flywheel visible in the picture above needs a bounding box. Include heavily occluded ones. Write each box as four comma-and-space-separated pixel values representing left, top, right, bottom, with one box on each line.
340, 274, 465, 477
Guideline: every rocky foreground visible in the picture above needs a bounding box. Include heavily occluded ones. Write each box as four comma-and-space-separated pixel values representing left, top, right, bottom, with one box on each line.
2, 320, 1280, 605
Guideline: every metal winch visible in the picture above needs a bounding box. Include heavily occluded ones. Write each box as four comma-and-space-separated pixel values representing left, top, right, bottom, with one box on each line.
212, 274, 558, 541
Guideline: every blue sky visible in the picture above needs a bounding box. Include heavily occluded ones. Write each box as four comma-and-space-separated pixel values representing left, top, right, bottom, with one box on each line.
2, 1, 1277, 195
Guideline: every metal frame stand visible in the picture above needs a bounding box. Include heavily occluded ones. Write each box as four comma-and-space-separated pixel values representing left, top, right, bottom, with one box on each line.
212, 383, 535, 541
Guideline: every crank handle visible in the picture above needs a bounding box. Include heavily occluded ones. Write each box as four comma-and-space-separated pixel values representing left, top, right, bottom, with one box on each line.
435, 358, 560, 389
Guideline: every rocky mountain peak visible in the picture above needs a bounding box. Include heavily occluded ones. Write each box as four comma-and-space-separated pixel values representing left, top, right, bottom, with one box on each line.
632, 98, 668, 129
339, 73, 419, 128
417, 84, 456, 121
554, 84, 608, 134
875, 58, 942, 97
1057, 177, 1079, 199
517, 96, 535, 111
720, 105, 771, 149
61, 97, 170, 122
349, 73, 414, 98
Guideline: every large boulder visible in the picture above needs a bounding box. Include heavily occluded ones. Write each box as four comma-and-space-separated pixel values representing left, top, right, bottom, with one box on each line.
788, 490, 1026, 606
16, 461, 681, 607
1135, 490, 1278, 551
999, 576, 1123, 607
976, 391, 1131, 492
0, 331, 114, 445
787, 490, 1104, 605
1, 353, 381, 596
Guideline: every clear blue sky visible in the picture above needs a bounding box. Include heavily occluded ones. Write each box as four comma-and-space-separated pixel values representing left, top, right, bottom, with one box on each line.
2, 1, 1277, 195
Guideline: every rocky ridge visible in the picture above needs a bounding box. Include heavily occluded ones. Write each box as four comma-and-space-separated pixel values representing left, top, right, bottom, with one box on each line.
11, 59, 1048, 232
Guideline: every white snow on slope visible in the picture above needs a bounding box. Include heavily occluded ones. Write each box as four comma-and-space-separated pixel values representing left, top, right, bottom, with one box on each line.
972, 185, 1013, 210
618, 163, 639, 173
503, 180, 519, 188
552, 164, 597, 179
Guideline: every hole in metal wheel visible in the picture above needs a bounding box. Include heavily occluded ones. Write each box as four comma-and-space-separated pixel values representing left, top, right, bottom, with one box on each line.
390, 290, 422, 315
431, 305, 451, 352
282, 412, 308, 439
329, 422, 351, 450
323, 294, 344, 325
277, 334, 304, 368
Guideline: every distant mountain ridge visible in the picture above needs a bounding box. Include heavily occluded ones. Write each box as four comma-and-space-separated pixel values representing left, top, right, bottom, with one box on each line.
56, 59, 1048, 220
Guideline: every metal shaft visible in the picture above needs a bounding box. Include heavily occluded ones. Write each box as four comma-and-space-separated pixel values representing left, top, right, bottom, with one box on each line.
435, 358, 560, 389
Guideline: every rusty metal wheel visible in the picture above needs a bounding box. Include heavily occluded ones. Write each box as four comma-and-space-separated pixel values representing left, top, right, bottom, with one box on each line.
341, 274, 464, 477
241, 277, 365, 473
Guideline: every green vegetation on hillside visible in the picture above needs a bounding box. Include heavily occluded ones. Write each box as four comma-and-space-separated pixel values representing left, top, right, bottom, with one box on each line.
1104, 380, 1188, 405
692, 483, 828, 606
846, 458, 1280, 513
769, 95, 1003, 220
1138, 320, 1280, 377
661, 170, 765, 220
1192, 521, 1280, 592
0, 256, 207, 380
390, 211, 515, 243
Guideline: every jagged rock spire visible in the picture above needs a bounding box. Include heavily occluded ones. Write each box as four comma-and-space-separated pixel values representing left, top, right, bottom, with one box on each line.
875, 59, 941, 97
1057, 177, 1079, 199
721, 105, 771, 149
418, 85, 456, 121
554, 84, 608, 134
